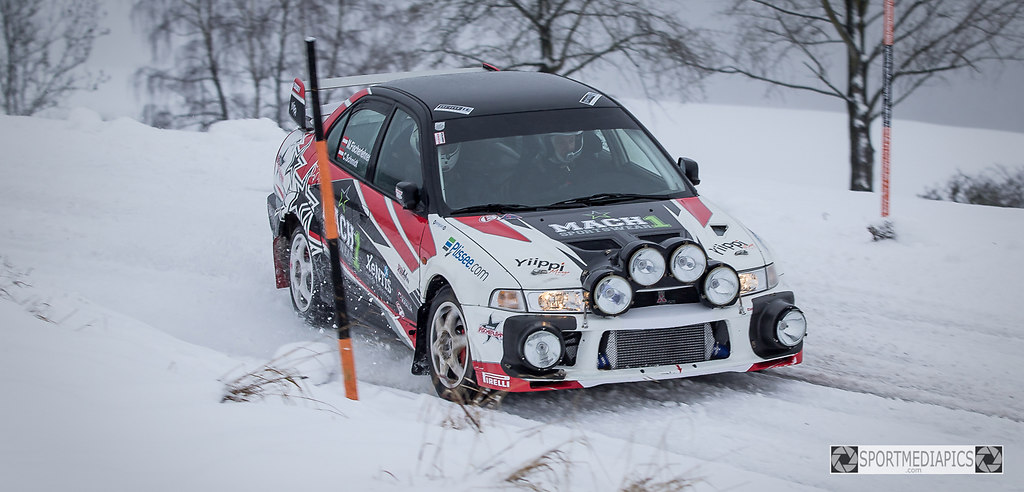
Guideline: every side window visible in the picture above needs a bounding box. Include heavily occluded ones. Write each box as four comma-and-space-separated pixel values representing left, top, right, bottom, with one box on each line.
325, 113, 350, 160
331, 107, 387, 178
373, 109, 423, 195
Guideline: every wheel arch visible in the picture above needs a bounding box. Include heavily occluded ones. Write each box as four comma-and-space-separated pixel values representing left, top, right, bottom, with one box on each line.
280, 212, 300, 238
411, 274, 453, 375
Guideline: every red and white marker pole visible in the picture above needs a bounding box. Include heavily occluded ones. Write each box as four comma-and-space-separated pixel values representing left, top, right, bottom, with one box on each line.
881, 0, 894, 218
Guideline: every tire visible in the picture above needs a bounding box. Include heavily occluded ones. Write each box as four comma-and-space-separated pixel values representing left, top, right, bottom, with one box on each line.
426, 287, 482, 402
287, 227, 329, 323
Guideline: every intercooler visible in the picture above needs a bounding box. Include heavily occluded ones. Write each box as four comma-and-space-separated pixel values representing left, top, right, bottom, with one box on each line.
597, 322, 715, 370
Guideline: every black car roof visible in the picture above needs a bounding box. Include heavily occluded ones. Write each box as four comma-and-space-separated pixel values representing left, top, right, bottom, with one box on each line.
380, 71, 619, 119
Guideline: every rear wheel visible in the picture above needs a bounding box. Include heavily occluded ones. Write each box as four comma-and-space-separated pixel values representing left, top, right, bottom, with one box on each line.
288, 227, 328, 322
427, 287, 483, 402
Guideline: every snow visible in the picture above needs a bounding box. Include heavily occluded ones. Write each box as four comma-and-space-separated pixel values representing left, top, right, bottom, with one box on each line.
2, 102, 1023, 491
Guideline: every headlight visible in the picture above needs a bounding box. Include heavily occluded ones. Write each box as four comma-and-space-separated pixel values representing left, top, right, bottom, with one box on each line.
489, 289, 525, 311
628, 247, 665, 286
525, 290, 585, 313
521, 329, 563, 370
669, 241, 707, 283
739, 264, 779, 295
776, 307, 806, 346
701, 264, 740, 307
592, 274, 633, 315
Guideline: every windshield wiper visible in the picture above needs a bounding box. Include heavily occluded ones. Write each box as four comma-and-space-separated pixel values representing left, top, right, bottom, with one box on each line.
547, 192, 672, 208
448, 203, 540, 215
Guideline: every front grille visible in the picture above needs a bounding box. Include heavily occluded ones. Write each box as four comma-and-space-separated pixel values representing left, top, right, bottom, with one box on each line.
598, 323, 714, 370
562, 331, 581, 366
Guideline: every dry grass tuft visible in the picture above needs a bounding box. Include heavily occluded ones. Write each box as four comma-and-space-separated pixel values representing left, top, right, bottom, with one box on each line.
220, 365, 305, 403
619, 476, 694, 492
219, 346, 344, 416
0, 257, 57, 322
867, 219, 896, 241
504, 446, 574, 492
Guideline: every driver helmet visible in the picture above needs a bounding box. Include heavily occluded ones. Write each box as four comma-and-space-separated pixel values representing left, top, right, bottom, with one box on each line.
438, 142, 461, 172
549, 131, 584, 163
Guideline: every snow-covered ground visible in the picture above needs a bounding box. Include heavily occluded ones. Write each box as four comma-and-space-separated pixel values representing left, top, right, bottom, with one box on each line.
1, 102, 1022, 491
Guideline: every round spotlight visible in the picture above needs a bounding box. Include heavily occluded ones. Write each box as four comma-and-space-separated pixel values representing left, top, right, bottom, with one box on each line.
593, 274, 633, 315
776, 308, 807, 347
522, 329, 563, 370
629, 247, 666, 286
669, 242, 707, 283
701, 264, 740, 306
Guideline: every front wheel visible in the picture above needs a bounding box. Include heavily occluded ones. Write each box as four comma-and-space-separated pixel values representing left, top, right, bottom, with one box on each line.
427, 287, 483, 402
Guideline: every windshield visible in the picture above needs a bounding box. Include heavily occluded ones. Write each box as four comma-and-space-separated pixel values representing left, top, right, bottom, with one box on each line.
434, 108, 693, 213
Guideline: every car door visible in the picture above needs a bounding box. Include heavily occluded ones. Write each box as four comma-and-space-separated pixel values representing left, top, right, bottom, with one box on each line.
325, 100, 396, 313
367, 107, 431, 331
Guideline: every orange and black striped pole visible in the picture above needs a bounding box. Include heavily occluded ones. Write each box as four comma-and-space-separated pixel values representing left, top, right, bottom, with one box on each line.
306, 37, 358, 400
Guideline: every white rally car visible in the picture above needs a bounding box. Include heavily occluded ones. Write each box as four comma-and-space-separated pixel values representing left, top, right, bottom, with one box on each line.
268, 68, 806, 401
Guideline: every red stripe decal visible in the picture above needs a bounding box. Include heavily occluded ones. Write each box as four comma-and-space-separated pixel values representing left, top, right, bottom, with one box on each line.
393, 207, 435, 263
360, 183, 420, 272
472, 362, 582, 392
453, 216, 530, 242
472, 362, 530, 392
747, 351, 803, 372
308, 230, 324, 246
677, 197, 713, 227
300, 156, 352, 185
324, 88, 371, 128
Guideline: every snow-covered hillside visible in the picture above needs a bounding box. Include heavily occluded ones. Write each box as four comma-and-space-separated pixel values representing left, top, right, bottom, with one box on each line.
1, 103, 1022, 491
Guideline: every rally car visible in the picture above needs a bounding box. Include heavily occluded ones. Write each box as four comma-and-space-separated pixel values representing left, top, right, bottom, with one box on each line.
268, 67, 806, 401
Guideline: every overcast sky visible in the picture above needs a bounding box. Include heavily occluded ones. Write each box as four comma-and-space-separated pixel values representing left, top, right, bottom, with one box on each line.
70, 0, 1023, 134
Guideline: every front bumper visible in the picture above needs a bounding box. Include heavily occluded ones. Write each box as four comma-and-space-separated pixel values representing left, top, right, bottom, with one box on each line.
464, 290, 804, 392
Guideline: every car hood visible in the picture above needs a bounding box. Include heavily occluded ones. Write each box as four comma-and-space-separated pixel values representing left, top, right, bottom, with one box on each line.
444, 197, 770, 289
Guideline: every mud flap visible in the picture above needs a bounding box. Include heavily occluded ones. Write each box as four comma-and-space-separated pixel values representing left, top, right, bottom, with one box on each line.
411, 303, 430, 375
273, 235, 289, 289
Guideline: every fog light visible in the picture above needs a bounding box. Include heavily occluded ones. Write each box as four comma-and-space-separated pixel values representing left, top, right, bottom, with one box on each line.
669, 241, 706, 283
593, 274, 633, 315
522, 329, 563, 370
776, 308, 807, 347
701, 264, 740, 307
628, 247, 665, 286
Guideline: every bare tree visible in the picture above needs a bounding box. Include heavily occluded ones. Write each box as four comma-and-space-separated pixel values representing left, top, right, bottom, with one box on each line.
231, 0, 278, 119
422, 0, 713, 97
700, 0, 1024, 192
0, 0, 108, 116
133, 0, 419, 129
305, 0, 421, 105
134, 0, 236, 129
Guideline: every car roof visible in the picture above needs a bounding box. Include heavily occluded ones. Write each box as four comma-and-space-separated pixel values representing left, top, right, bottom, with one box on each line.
380, 71, 620, 119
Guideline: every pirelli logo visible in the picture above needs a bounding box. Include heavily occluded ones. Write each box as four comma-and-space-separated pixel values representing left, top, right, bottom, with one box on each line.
480, 371, 510, 388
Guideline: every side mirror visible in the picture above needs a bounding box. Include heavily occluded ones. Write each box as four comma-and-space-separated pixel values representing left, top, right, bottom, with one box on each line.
678, 157, 700, 185
395, 181, 419, 209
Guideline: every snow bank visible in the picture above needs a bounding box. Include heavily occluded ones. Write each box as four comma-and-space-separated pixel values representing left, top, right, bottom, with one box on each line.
1, 105, 1022, 491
